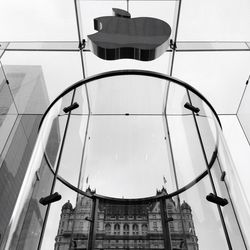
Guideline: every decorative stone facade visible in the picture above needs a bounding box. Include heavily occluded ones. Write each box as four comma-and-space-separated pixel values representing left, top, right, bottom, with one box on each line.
55, 188, 198, 250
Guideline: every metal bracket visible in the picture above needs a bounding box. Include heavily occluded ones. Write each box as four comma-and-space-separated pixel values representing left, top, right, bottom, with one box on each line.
206, 193, 228, 206
170, 39, 177, 50
63, 102, 79, 113
166, 217, 174, 222
85, 216, 93, 223
39, 192, 62, 206
78, 39, 86, 50
220, 171, 226, 181
184, 102, 200, 113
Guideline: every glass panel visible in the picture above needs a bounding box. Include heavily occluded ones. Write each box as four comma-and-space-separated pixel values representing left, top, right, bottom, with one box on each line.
211, 160, 247, 249
44, 95, 73, 169
1, 51, 83, 109
72, 86, 89, 115
173, 52, 250, 114
87, 75, 167, 114
178, 0, 250, 41
189, 91, 218, 161
191, 97, 248, 248
0, 0, 78, 41
166, 83, 191, 115
40, 181, 82, 250
57, 115, 89, 188
167, 115, 208, 189
82, 115, 176, 198
179, 176, 229, 250
217, 116, 250, 248
13, 152, 55, 249
219, 116, 250, 208
165, 197, 189, 250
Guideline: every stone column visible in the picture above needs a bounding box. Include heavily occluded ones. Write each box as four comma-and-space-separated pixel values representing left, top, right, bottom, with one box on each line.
120, 223, 124, 235
138, 224, 142, 235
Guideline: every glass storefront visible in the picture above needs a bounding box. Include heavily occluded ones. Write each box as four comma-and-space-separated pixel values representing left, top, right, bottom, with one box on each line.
0, 0, 250, 249
2, 71, 249, 249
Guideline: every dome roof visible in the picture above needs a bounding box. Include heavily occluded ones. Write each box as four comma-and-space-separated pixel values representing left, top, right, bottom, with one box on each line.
181, 201, 191, 211
62, 200, 72, 211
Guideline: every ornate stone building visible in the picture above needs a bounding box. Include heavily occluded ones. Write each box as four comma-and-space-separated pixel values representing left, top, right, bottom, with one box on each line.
55, 188, 198, 250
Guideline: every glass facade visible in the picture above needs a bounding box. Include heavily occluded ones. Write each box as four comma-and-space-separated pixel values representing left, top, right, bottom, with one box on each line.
0, 0, 250, 249
0, 71, 248, 249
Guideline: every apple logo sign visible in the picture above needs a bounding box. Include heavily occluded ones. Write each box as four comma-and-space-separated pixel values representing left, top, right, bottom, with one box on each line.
88, 8, 171, 61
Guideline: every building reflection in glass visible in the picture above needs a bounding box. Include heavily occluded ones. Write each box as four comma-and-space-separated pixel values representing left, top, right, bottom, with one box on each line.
55, 187, 198, 250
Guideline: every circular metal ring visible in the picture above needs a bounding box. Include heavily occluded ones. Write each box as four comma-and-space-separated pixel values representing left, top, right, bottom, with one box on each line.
40, 69, 221, 203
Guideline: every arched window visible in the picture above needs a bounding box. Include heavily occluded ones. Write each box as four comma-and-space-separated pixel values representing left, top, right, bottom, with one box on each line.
114, 223, 120, 235
105, 223, 111, 234
132, 224, 139, 235
123, 224, 129, 235
142, 224, 148, 235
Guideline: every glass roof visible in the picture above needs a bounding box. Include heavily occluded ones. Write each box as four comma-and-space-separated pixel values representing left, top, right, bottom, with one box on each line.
0, 0, 78, 41
178, 0, 250, 41
1, 0, 249, 114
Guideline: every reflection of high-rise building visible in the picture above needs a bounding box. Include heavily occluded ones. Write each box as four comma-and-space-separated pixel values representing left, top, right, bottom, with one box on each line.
0, 65, 60, 249
55, 187, 198, 250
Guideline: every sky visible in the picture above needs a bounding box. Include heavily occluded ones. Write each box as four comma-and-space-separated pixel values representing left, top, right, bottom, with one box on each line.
0, 0, 250, 249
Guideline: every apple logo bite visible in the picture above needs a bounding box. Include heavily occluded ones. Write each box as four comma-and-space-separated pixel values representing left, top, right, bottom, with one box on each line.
88, 8, 172, 61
